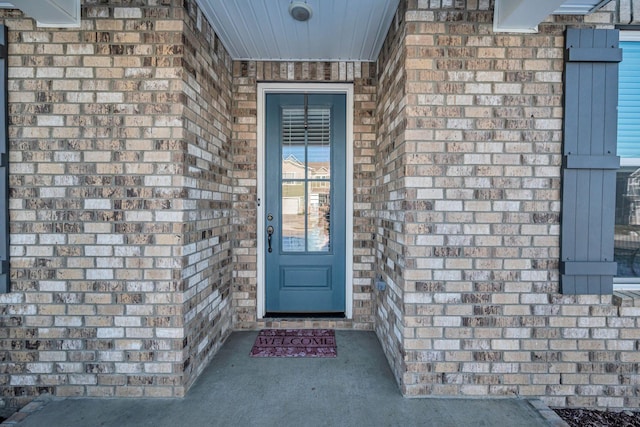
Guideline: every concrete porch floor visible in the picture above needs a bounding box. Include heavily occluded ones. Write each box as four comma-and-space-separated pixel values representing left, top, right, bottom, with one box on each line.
4, 331, 566, 427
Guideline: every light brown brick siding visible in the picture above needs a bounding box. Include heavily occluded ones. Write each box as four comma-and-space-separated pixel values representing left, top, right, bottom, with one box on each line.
231, 60, 377, 330
1, 0, 639, 412
1, 0, 234, 407
619, 0, 640, 24
375, 0, 409, 387
179, 0, 234, 391
372, 0, 640, 409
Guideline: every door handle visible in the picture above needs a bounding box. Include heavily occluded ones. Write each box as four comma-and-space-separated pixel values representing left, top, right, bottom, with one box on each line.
267, 225, 274, 253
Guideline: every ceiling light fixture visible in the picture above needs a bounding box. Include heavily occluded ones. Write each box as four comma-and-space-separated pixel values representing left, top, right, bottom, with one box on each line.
289, 1, 312, 22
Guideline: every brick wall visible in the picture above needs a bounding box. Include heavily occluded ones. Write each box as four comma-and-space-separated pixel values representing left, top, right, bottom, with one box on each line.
373, 0, 640, 409
1, 0, 639, 412
0, 0, 234, 407
619, 0, 640, 23
374, 0, 409, 386
231, 60, 378, 330
179, 0, 234, 391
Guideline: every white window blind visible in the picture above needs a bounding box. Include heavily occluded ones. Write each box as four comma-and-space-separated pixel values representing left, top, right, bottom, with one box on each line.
282, 107, 331, 146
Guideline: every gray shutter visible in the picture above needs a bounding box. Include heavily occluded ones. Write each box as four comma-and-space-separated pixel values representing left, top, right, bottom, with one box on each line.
0, 25, 8, 293
560, 28, 622, 294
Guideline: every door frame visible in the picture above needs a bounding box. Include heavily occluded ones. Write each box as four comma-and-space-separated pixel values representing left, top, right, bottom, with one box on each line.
257, 82, 354, 319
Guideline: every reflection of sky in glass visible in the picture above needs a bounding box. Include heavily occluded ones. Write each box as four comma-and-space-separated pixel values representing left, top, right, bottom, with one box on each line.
283, 146, 330, 162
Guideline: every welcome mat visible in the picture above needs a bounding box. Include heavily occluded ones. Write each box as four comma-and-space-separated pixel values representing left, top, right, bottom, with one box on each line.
249, 329, 337, 358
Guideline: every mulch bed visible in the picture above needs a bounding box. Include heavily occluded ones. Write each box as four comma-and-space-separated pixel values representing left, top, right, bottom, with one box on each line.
554, 408, 640, 427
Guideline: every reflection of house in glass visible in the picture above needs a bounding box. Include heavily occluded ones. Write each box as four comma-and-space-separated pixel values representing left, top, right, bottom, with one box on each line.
281, 154, 330, 215
616, 168, 640, 227
309, 162, 330, 207
625, 168, 640, 225
282, 154, 306, 180
281, 154, 331, 252
282, 155, 305, 217
615, 167, 640, 277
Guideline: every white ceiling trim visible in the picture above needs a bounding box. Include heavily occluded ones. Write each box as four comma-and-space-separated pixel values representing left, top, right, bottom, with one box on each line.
0, 0, 80, 27
493, 0, 567, 33
494, 0, 612, 33
555, 0, 613, 14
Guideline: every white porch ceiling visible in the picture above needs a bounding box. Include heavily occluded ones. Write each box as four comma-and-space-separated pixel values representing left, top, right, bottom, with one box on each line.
0, 0, 611, 58
202, 0, 610, 59
198, 0, 400, 61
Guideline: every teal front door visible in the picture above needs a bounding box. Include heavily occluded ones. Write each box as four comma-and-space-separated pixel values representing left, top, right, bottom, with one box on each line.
265, 93, 346, 314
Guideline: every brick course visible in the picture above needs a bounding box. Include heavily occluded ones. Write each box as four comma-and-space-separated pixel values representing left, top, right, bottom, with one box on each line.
1, 0, 639, 412
1, 0, 234, 407
373, 0, 640, 409
231, 60, 377, 331
179, 0, 234, 391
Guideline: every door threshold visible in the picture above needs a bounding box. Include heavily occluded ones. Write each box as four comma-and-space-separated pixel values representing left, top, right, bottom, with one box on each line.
265, 312, 346, 319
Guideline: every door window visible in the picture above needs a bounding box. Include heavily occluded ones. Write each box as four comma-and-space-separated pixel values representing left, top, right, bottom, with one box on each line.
281, 106, 332, 253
